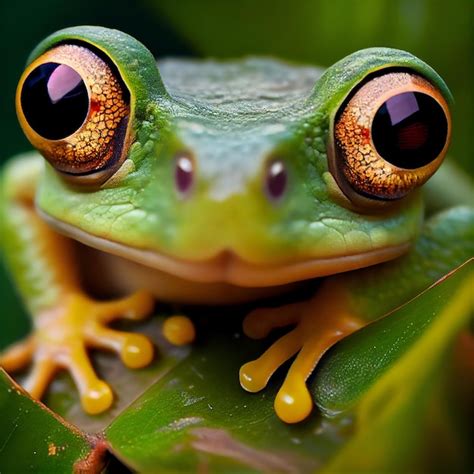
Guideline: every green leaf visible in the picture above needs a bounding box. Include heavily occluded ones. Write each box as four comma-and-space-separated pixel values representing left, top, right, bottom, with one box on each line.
0, 369, 92, 472
105, 323, 351, 473
2, 258, 472, 472
313, 260, 473, 414
106, 263, 473, 472
320, 261, 474, 472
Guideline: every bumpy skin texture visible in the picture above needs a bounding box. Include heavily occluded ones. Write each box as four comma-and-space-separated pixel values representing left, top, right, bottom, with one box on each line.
0, 26, 471, 422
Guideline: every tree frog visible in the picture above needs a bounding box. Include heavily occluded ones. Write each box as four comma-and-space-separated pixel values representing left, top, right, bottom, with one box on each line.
1, 26, 472, 423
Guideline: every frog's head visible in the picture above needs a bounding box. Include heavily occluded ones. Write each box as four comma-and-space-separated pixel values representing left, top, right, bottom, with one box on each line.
16, 26, 452, 287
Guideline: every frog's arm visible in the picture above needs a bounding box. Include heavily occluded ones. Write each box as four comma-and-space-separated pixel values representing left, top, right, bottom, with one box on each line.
1, 153, 78, 313
0, 152, 155, 414
240, 206, 474, 423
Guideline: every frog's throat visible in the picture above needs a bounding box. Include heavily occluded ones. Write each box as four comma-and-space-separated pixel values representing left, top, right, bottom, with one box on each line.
41, 211, 410, 288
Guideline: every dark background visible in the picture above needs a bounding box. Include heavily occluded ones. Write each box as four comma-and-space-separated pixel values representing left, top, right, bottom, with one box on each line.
0, 0, 473, 347
1, 0, 472, 172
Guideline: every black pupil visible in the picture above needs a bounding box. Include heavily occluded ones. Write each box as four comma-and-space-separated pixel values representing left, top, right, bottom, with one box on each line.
21, 62, 89, 140
371, 91, 447, 169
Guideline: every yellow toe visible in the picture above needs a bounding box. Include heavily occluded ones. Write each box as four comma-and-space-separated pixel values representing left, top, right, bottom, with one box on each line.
124, 290, 155, 320
0, 337, 35, 372
96, 290, 155, 323
243, 303, 303, 339
163, 315, 196, 346
81, 380, 114, 415
120, 334, 154, 368
23, 359, 56, 400
274, 376, 313, 424
239, 361, 268, 393
240, 329, 302, 393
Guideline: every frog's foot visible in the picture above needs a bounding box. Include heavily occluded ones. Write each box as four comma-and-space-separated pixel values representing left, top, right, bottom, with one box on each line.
239, 289, 363, 423
0, 290, 154, 414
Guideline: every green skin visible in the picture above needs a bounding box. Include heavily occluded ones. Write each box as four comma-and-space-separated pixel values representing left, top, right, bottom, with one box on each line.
24, 29, 444, 264
1, 26, 473, 415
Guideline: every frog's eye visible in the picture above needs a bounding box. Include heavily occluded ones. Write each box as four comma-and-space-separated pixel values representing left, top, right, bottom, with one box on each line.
331, 71, 451, 202
16, 43, 130, 178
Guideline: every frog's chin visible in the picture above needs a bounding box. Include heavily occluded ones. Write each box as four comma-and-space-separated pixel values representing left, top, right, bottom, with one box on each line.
42, 212, 409, 288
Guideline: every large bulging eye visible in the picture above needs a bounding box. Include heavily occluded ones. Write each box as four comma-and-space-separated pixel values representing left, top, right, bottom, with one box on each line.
16, 44, 130, 176
21, 63, 89, 140
331, 71, 451, 201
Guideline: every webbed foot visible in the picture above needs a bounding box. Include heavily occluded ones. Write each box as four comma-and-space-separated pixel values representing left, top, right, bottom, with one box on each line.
240, 282, 363, 423
0, 290, 154, 414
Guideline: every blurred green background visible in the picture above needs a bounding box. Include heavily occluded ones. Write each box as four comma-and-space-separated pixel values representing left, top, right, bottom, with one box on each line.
1, 0, 472, 172
0, 0, 473, 348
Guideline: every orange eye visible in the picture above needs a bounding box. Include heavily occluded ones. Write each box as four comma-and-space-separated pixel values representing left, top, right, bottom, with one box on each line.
16, 44, 130, 177
331, 71, 451, 201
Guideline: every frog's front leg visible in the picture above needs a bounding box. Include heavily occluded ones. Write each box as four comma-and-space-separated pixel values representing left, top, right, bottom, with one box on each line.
1, 291, 154, 414
241, 206, 473, 424
240, 281, 362, 423
0, 154, 155, 414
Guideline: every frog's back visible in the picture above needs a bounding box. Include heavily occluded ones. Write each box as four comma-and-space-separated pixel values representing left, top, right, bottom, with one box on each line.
158, 57, 323, 115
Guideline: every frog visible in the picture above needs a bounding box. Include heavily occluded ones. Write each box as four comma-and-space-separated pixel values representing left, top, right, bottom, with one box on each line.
1, 26, 472, 423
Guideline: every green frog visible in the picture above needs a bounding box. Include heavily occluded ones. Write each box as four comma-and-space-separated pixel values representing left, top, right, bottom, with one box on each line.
1, 26, 472, 423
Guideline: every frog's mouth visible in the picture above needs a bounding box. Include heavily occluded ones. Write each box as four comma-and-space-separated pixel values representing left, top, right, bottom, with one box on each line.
42, 212, 410, 288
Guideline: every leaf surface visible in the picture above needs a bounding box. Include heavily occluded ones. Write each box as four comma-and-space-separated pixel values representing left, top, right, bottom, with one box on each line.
0, 369, 93, 472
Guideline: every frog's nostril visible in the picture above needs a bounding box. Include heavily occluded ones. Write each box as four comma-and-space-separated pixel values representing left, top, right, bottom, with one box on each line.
175, 154, 194, 196
265, 159, 288, 201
